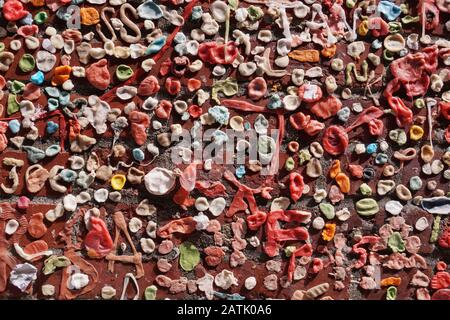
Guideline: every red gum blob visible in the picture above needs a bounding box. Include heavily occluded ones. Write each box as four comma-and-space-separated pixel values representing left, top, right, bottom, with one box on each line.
247, 211, 267, 231
436, 261, 448, 271
352, 236, 380, 269
84, 217, 114, 259
445, 126, 450, 144
159, 58, 172, 76
348, 164, 364, 179
198, 42, 238, 65
17, 25, 39, 37
440, 101, 450, 120
188, 105, 202, 118
438, 226, 450, 249
0, 75, 5, 90
388, 96, 413, 127
297, 83, 323, 103
17, 196, 31, 209
3, 0, 28, 21
431, 271, 450, 290
247, 77, 267, 100
69, 119, 81, 142
289, 172, 304, 202
390, 53, 425, 83
86, 59, 110, 91
226, 186, 258, 218
384, 78, 401, 99
23, 83, 42, 101
204, 246, 225, 267
221, 99, 267, 113
138, 75, 160, 96
418, 0, 440, 30
289, 112, 325, 135
157, 217, 197, 239
322, 125, 349, 156
368, 17, 390, 37
187, 78, 201, 92
195, 181, 227, 197
264, 210, 311, 257
129, 111, 150, 145
165, 77, 181, 95
28, 213, 47, 239
312, 258, 324, 273
180, 162, 197, 192
155, 100, 173, 119
23, 240, 49, 262
173, 187, 195, 209
368, 118, 384, 136
287, 244, 312, 281
310, 95, 342, 119
0, 122, 8, 152
403, 73, 430, 97
423, 46, 439, 73
304, 120, 325, 136
432, 289, 450, 300
345, 106, 384, 133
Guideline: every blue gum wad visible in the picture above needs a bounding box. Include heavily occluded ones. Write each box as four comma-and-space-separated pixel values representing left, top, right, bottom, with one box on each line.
378, 1, 402, 21
208, 105, 230, 125
23, 146, 46, 163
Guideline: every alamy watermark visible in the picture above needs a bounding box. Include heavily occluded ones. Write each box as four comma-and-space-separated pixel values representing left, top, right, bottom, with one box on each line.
170, 128, 280, 176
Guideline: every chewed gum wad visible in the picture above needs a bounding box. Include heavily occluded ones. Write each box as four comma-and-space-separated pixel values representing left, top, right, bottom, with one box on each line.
0, 0, 450, 301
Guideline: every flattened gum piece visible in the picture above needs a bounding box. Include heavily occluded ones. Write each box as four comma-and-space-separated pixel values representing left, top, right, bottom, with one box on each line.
288, 49, 320, 62
86, 59, 110, 90
27, 212, 47, 239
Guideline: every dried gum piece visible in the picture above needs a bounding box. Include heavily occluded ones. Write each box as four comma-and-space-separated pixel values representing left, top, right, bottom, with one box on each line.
288, 49, 320, 63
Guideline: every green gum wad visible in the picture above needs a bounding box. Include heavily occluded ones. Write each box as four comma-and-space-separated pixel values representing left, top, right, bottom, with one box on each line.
414, 98, 425, 109
285, 157, 295, 171
355, 198, 379, 216
430, 215, 441, 243
10, 80, 25, 94
116, 64, 134, 81
0, 42, 5, 53
34, 11, 48, 24
284, 245, 296, 257
43, 255, 71, 275
144, 285, 157, 300
383, 49, 395, 61
346, 0, 356, 8
388, 22, 402, 33
7, 94, 20, 115
388, 232, 405, 252
247, 5, 263, 21
298, 149, 311, 165
18, 54, 36, 73
179, 241, 200, 271
359, 183, 372, 196
386, 286, 397, 300
211, 77, 238, 104
389, 129, 407, 145
319, 203, 335, 220
402, 15, 419, 24
228, 0, 239, 11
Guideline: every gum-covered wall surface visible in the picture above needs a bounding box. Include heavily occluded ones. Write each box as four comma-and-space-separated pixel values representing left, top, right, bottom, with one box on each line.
0, 0, 449, 300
